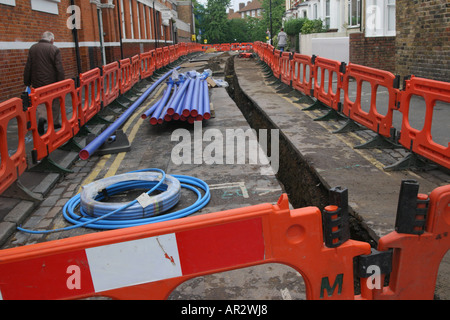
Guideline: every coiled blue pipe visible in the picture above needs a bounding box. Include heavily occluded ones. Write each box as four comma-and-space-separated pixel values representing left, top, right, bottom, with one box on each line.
17, 168, 210, 233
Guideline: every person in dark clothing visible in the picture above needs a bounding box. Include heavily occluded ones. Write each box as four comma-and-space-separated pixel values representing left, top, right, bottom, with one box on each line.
24, 31, 65, 134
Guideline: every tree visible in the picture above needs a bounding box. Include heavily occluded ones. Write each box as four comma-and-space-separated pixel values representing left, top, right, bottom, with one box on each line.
260, 0, 285, 41
203, 0, 231, 44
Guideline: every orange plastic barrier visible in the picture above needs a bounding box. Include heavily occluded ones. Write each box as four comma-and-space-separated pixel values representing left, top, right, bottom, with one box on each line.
313, 57, 343, 111
155, 48, 163, 70
139, 51, 154, 80
342, 63, 399, 138
231, 43, 240, 51
280, 52, 292, 86
119, 58, 132, 95
397, 76, 450, 169
130, 55, 140, 87
102, 61, 120, 107
0, 98, 28, 194
368, 182, 450, 300
78, 68, 102, 127
162, 47, 169, 66
291, 53, 313, 96
27, 79, 79, 162
272, 49, 282, 80
0, 194, 370, 300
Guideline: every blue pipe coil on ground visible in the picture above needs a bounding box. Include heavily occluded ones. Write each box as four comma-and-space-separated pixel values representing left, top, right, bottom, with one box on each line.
17, 168, 211, 233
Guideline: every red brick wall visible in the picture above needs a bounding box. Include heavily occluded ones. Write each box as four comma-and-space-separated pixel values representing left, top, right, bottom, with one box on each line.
395, 0, 450, 82
0, 0, 179, 103
349, 33, 396, 73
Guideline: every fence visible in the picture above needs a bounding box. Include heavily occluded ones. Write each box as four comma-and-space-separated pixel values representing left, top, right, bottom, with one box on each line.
253, 41, 450, 171
0, 42, 204, 196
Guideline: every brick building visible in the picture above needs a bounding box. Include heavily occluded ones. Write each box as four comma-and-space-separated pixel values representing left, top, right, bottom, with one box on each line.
395, 0, 449, 82
0, 0, 192, 103
350, 0, 449, 81
228, 0, 263, 20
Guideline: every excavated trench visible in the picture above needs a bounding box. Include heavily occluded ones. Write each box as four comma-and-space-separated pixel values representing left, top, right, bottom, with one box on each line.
223, 55, 376, 247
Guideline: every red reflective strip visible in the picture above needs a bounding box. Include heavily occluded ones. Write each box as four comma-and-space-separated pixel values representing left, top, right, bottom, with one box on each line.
0, 250, 94, 300
176, 218, 265, 275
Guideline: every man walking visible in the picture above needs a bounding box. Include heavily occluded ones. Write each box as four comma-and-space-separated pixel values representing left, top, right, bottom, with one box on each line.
24, 31, 65, 134
277, 28, 287, 52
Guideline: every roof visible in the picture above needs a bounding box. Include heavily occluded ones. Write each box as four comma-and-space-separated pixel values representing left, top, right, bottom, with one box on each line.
240, 0, 263, 12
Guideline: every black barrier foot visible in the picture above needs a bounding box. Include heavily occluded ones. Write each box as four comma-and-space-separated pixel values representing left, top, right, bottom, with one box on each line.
269, 79, 282, 87
1, 180, 43, 202
276, 84, 293, 94
313, 109, 346, 122
384, 153, 437, 172
333, 118, 367, 133
302, 99, 329, 111
354, 134, 402, 150
59, 138, 83, 152
29, 157, 74, 174
89, 113, 114, 125
86, 129, 131, 156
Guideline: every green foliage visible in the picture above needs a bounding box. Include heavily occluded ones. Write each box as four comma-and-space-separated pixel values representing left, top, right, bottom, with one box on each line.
301, 19, 327, 34
284, 18, 308, 36
202, 0, 231, 44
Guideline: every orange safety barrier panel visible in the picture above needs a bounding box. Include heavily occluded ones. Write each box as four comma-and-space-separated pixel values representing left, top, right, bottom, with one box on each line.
291, 53, 313, 96
397, 76, 450, 169
102, 62, 120, 107
221, 43, 230, 52
280, 51, 292, 86
119, 58, 132, 95
168, 45, 174, 64
139, 51, 154, 80
313, 57, 343, 111
0, 194, 370, 300
163, 47, 170, 67
342, 63, 399, 138
367, 182, 450, 300
130, 55, 140, 87
174, 44, 180, 60
0, 98, 28, 194
266, 45, 275, 69
78, 68, 102, 127
27, 79, 79, 162
272, 49, 282, 79
231, 43, 240, 51
155, 48, 163, 70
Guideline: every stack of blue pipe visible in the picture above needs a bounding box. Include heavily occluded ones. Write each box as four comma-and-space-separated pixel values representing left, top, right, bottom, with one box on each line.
141, 70, 211, 125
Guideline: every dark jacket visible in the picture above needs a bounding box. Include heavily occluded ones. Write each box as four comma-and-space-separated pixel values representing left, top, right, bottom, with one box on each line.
24, 40, 65, 88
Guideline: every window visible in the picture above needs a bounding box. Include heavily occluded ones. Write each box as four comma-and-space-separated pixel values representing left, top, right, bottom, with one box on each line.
0, 0, 15, 6
325, 0, 330, 29
31, 0, 60, 15
129, 0, 134, 39
120, 0, 126, 39
387, 0, 395, 34
366, 0, 396, 37
348, 0, 361, 27
313, 3, 318, 19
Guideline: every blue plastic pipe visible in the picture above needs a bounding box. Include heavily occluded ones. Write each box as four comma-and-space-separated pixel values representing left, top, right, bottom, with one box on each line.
158, 83, 179, 123
202, 79, 211, 120
150, 81, 173, 125
141, 91, 165, 119
166, 78, 191, 116
190, 77, 201, 117
79, 67, 180, 160
181, 76, 196, 117
196, 79, 205, 121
